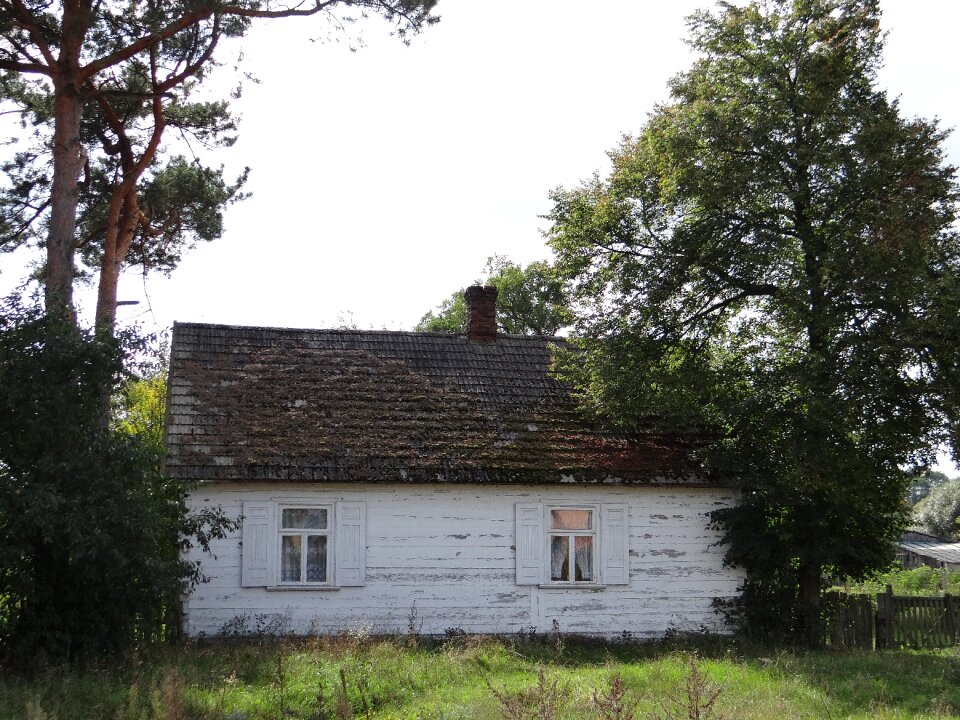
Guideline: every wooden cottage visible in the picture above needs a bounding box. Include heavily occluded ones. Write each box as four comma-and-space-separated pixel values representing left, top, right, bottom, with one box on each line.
167, 286, 743, 637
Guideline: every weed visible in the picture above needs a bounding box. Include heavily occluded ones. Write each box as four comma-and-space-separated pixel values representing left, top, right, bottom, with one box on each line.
516, 626, 538, 642
347, 620, 374, 645
116, 679, 141, 720
651, 654, 724, 720
486, 666, 570, 720
274, 652, 287, 718
590, 675, 639, 720
309, 671, 330, 720
162, 668, 188, 720
357, 676, 373, 720
550, 621, 565, 656
217, 611, 292, 640
407, 602, 423, 647
24, 699, 52, 720
111, 667, 187, 720
335, 667, 353, 720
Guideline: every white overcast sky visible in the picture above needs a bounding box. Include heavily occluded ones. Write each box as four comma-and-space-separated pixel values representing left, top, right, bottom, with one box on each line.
1, 1, 958, 468
3, 1, 958, 333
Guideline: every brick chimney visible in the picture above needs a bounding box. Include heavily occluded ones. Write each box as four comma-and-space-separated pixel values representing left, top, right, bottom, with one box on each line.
464, 285, 498, 343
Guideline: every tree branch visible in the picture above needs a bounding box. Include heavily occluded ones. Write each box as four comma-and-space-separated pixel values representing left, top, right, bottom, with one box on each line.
0, 57, 50, 74
3, 196, 51, 242
8, 0, 57, 68
80, 0, 342, 82
79, 8, 213, 82
682, 285, 778, 329
220, 0, 341, 19
5, 32, 48, 68
137, 209, 163, 238
157, 15, 221, 93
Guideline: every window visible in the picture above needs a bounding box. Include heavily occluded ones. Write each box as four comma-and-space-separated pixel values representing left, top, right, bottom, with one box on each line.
279, 506, 331, 585
549, 508, 595, 582
241, 500, 366, 588
515, 502, 629, 586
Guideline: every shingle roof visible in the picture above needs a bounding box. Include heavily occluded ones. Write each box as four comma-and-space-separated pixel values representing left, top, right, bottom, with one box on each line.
165, 322, 704, 484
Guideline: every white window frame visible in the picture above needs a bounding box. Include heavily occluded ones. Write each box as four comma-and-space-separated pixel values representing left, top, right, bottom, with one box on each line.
515, 501, 629, 588
545, 504, 599, 585
242, 499, 366, 590
276, 503, 334, 587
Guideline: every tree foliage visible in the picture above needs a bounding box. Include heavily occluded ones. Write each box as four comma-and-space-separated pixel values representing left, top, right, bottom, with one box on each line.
416, 256, 571, 335
547, 0, 960, 642
115, 371, 168, 450
906, 469, 952, 506
0, 298, 235, 666
0, 0, 438, 330
913, 477, 960, 540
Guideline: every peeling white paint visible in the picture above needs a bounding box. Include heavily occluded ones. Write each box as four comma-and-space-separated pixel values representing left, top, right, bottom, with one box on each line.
183, 483, 743, 638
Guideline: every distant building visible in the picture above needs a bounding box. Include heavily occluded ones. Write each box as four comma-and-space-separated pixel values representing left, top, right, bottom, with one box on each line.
896, 531, 960, 571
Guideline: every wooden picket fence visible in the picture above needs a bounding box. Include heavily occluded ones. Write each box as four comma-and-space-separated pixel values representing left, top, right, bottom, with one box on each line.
875, 587, 959, 650
823, 591, 874, 649
823, 585, 960, 650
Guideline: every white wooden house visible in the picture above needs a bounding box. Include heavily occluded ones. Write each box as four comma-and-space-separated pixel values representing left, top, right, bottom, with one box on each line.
166, 286, 743, 638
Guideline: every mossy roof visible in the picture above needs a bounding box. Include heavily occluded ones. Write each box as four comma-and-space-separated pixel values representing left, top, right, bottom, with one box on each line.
165, 322, 707, 485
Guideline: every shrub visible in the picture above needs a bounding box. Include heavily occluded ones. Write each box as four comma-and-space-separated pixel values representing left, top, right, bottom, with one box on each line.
0, 298, 236, 666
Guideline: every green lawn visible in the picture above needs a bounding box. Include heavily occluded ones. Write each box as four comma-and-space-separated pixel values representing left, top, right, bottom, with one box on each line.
4, 635, 959, 720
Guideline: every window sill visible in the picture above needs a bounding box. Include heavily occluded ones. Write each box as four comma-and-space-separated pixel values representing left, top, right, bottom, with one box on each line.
266, 585, 340, 592
538, 583, 606, 590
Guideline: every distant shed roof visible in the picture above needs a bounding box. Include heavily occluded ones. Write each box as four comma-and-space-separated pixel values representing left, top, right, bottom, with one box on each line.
165, 322, 705, 485
898, 531, 960, 566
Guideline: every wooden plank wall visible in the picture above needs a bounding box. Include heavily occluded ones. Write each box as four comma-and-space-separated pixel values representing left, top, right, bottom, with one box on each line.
182, 483, 743, 638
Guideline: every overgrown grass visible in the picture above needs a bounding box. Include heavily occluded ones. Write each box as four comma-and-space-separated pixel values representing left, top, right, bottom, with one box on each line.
3, 635, 960, 719
841, 565, 960, 596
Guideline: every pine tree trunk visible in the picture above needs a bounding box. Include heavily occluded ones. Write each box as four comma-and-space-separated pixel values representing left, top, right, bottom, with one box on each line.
94, 175, 140, 334
46, 84, 83, 321
45, 3, 91, 323
95, 229, 122, 334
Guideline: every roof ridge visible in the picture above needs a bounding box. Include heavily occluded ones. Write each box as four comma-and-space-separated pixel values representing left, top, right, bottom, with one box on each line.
172, 320, 566, 342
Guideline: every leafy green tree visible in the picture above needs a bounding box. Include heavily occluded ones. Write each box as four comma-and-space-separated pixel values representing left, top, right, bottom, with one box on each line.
0, 298, 235, 664
0, 0, 438, 330
906, 469, 952, 506
913, 477, 960, 540
115, 368, 168, 455
548, 0, 960, 643
416, 256, 571, 335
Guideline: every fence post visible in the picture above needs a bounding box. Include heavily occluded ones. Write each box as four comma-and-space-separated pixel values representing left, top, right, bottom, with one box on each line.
875, 584, 894, 650
946, 593, 956, 645
886, 584, 895, 649
875, 588, 884, 650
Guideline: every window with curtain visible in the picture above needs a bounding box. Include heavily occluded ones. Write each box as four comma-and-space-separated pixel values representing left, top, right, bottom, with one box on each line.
279, 506, 331, 585
549, 508, 595, 582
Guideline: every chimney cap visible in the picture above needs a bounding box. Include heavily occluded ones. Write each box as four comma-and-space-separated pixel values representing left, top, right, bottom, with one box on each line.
465, 284, 498, 298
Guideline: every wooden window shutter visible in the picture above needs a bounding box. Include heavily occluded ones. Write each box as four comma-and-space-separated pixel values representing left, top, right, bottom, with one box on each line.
601, 503, 630, 585
241, 502, 274, 587
335, 501, 366, 586
515, 502, 543, 585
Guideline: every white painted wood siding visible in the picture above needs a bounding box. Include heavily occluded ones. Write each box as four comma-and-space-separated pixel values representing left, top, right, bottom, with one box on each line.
183, 483, 743, 638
